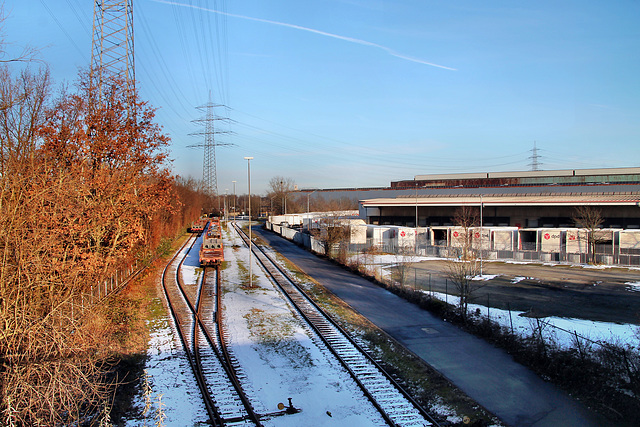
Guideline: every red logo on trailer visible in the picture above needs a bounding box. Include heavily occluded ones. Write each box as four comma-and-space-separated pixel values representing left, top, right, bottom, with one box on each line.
474, 232, 480, 238
453, 231, 459, 237
400, 231, 406, 237
544, 233, 551, 240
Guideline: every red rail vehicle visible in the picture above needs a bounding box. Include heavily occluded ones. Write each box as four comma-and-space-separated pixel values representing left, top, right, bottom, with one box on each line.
189, 217, 209, 234
199, 218, 224, 266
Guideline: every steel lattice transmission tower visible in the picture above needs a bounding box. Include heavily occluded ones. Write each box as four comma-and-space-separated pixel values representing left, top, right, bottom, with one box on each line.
189, 99, 233, 202
91, 0, 135, 99
529, 141, 543, 171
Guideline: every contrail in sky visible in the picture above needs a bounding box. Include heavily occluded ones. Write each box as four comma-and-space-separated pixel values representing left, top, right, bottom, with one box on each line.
153, 0, 457, 71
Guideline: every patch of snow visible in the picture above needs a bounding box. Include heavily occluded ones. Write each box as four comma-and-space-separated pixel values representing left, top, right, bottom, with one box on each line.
625, 282, 640, 292
127, 306, 208, 426
511, 276, 534, 284
427, 291, 639, 348
471, 274, 499, 281
222, 226, 387, 426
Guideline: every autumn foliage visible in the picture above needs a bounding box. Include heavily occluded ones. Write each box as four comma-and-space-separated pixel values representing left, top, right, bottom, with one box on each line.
0, 63, 204, 425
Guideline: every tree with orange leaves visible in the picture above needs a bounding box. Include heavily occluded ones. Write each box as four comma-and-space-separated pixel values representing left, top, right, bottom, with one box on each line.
0, 64, 178, 424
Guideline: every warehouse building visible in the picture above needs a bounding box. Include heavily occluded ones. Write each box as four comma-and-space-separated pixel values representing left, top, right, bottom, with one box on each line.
359, 168, 640, 229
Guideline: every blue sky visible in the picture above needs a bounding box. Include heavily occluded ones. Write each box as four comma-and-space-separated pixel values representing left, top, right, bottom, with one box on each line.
3, 1, 640, 194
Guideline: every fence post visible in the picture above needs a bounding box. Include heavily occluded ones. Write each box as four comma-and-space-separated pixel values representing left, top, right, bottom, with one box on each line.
487, 294, 490, 319
574, 331, 584, 360
508, 302, 514, 334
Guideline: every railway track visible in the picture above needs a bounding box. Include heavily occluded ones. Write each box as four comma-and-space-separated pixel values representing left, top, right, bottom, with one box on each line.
161, 234, 262, 426
233, 222, 440, 427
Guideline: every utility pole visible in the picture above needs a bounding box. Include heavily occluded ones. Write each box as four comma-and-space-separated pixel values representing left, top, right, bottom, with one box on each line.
189, 94, 232, 209
91, 0, 135, 103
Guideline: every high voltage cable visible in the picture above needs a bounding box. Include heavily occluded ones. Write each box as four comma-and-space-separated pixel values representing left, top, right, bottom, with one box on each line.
136, 6, 194, 116
228, 108, 535, 170
171, 3, 200, 100
38, 0, 87, 61
65, 0, 92, 37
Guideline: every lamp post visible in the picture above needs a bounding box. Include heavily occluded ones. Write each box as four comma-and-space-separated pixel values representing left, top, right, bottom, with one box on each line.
224, 189, 228, 222
244, 157, 253, 288
415, 180, 418, 254
307, 189, 318, 213
270, 195, 277, 220
232, 180, 236, 223
480, 194, 484, 276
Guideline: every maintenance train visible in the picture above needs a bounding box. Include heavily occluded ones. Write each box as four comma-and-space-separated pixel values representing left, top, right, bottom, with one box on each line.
199, 217, 224, 266
189, 217, 209, 234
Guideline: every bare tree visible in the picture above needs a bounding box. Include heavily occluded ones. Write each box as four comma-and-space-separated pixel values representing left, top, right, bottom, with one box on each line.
572, 206, 605, 264
394, 244, 417, 288
267, 176, 296, 215
311, 217, 350, 260
445, 259, 483, 321
307, 193, 358, 212
451, 205, 479, 260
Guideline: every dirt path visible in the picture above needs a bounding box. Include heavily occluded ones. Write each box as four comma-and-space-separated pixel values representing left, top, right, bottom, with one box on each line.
408, 261, 640, 324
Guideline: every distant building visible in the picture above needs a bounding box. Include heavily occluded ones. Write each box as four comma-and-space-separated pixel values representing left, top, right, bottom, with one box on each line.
359, 168, 640, 229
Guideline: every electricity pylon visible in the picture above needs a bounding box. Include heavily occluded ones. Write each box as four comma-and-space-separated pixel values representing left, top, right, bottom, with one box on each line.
90, 0, 135, 101
529, 141, 542, 171
189, 98, 233, 205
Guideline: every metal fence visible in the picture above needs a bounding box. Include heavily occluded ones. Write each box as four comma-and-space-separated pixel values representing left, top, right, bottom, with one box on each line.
349, 238, 640, 267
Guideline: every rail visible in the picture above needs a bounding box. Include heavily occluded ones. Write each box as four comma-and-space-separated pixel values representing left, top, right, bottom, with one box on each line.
233, 222, 440, 427
161, 234, 261, 426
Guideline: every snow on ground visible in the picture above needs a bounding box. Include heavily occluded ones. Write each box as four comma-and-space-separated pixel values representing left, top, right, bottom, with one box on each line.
626, 281, 640, 292
511, 276, 534, 284
131, 227, 389, 426
222, 226, 386, 426
424, 290, 639, 349
127, 240, 208, 426
133, 230, 639, 425
353, 255, 640, 345
353, 253, 639, 348
471, 274, 499, 281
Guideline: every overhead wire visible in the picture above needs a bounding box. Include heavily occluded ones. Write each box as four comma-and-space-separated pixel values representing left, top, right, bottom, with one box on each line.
171, 2, 200, 100
136, 5, 194, 117
38, 0, 88, 61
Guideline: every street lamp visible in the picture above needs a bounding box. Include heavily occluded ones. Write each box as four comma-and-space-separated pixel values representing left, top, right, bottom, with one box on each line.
244, 157, 253, 288
480, 194, 484, 276
307, 189, 318, 213
415, 180, 418, 254
232, 180, 236, 223
224, 189, 228, 222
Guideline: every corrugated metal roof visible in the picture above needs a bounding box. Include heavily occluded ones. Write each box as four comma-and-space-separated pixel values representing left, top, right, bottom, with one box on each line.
362, 192, 640, 207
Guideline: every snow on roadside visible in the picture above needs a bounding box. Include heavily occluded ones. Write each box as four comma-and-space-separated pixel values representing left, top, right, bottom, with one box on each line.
348, 252, 639, 347
426, 290, 639, 348
626, 281, 640, 292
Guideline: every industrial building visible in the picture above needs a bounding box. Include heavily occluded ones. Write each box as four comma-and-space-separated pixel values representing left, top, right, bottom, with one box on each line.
286, 168, 640, 266
359, 168, 640, 229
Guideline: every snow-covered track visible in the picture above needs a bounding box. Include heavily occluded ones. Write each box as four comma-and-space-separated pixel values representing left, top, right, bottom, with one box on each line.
161, 235, 261, 426
233, 223, 440, 427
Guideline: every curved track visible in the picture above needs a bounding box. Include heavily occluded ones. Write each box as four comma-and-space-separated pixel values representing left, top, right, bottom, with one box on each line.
233, 222, 440, 427
161, 234, 262, 426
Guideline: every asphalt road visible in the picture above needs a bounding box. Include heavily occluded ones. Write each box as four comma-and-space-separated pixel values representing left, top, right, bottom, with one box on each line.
252, 226, 613, 427
403, 260, 640, 324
